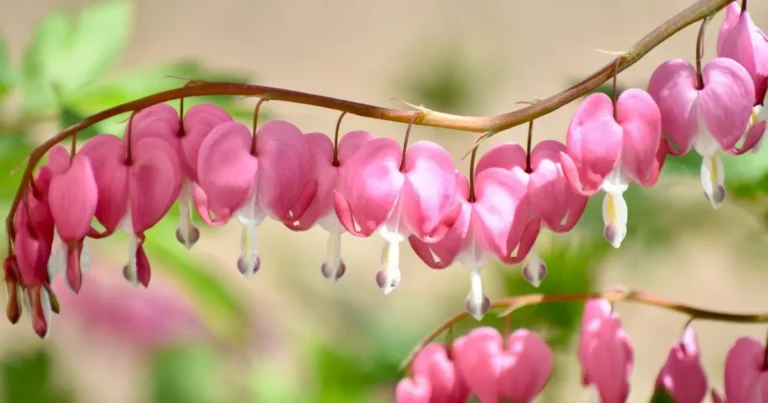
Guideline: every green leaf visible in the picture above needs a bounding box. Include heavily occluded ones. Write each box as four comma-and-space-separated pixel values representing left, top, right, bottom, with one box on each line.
0, 33, 15, 99
21, 0, 132, 113
1, 348, 73, 403
150, 345, 226, 403
649, 387, 676, 403
60, 105, 100, 139
0, 135, 35, 199
141, 218, 249, 344
660, 151, 700, 176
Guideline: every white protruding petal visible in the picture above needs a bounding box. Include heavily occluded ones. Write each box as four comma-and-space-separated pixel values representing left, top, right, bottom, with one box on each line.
521, 244, 547, 287
237, 222, 260, 278
40, 288, 52, 339
376, 241, 401, 294
175, 180, 200, 249
47, 232, 65, 281
124, 233, 139, 286
700, 154, 726, 209
467, 266, 485, 320
601, 191, 628, 249
321, 229, 344, 282
586, 386, 601, 403
693, 116, 721, 157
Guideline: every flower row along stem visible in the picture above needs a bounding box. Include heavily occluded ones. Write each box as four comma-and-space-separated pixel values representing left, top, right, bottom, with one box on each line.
400, 289, 768, 370
3, 0, 731, 247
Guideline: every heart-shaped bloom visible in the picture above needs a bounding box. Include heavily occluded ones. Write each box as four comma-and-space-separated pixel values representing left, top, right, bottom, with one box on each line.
713, 337, 768, 403
396, 343, 469, 403
197, 120, 316, 277
648, 57, 765, 209
578, 299, 633, 403
476, 140, 588, 287
408, 161, 533, 319
452, 326, 553, 403
396, 376, 432, 403
46, 146, 98, 293
79, 134, 183, 287
334, 138, 459, 294
717, 1, 768, 152
561, 90, 666, 248
653, 326, 708, 403
283, 130, 375, 282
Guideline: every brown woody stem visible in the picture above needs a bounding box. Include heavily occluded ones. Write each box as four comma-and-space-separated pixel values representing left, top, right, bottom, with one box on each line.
3, 0, 733, 248
400, 289, 768, 370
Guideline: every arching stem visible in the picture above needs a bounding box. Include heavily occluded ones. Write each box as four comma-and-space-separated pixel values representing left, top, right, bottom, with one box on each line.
468, 146, 479, 202
695, 15, 713, 89
399, 113, 420, 172
332, 111, 347, 166
250, 98, 270, 155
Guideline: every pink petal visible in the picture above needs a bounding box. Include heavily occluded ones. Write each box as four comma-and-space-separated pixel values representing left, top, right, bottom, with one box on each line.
728, 119, 768, 155
501, 217, 541, 265
647, 59, 700, 155
563, 93, 623, 194
337, 130, 377, 163
528, 140, 587, 232
717, 2, 743, 57
128, 103, 180, 148
498, 329, 553, 403
656, 326, 707, 403
583, 316, 633, 403
79, 134, 130, 233
616, 89, 663, 185
191, 184, 230, 226
717, 8, 768, 103
698, 57, 756, 151
472, 167, 528, 260
475, 142, 527, 175
334, 137, 403, 237
578, 299, 613, 384
136, 241, 151, 288
47, 145, 70, 176
287, 132, 335, 230
180, 103, 233, 181
197, 121, 258, 221
411, 343, 469, 403
395, 377, 432, 403
48, 154, 98, 241
724, 337, 767, 403
14, 225, 51, 287
129, 137, 183, 233
401, 141, 460, 242
65, 241, 85, 293
452, 327, 504, 403
254, 120, 316, 223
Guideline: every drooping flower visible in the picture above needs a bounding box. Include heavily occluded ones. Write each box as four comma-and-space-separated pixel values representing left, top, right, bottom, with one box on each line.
653, 326, 708, 403
578, 299, 633, 403
283, 130, 375, 281
78, 133, 183, 287
46, 145, 98, 293
712, 337, 768, 403
560, 90, 666, 248
452, 326, 553, 403
476, 139, 587, 286
334, 138, 460, 294
196, 120, 316, 277
648, 57, 765, 209
717, 1, 768, 144
396, 343, 469, 403
396, 376, 432, 403
408, 160, 534, 319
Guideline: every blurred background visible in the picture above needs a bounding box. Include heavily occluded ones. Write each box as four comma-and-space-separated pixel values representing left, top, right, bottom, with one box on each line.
1, 0, 767, 402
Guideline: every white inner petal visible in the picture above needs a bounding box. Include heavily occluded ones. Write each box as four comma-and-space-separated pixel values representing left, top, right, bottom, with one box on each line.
601, 191, 628, 249
523, 244, 545, 287
40, 287, 52, 339
378, 240, 402, 295
176, 179, 197, 248
47, 232, 65, 281
235, 192, 266, 278
323, 229, 343, 281
752, 105, 766, 152
124, 232, 139, 286
700, 154, 725, 209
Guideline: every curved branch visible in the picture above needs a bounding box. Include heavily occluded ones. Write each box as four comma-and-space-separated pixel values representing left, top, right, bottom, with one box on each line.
4, 0, 731, 244
400, 289, 768, 370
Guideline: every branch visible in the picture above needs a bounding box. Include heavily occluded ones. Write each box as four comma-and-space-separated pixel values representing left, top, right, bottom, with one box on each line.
400, 289, 768, 370
4, 0, 732, 244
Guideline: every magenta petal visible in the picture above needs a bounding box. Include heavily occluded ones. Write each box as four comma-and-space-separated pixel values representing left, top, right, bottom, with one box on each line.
288, 132, 336, 230
475, 142, 527, 174
411, 343, 469, 403
129, 137, 183, 233
647, 59, 701, 155
254, 120, 315, 222
395, 377, 431, 403
472, 167, 527, 259
335, 137, 403, 236
135, 241, 151, 288
616, 89, 663, 185
14, 225, 51, 287
729, 119, 768, 155
48, 154, 98, 241
47, 145, 70, 176
453, 327, 504, 403
65, 241, 84, 293
724, 337, 766, 403
498, 330, 554, 403
401, 141, 458, 242
337, 130, 376, 163
128, 103, 180, 148
564, 93, 623, 194
197, 121, 257, 220
699, 58, 756, 150
716, 2, 742, 57
190, 184, 230, 226
528, 140, 587, 231
718, 9, 768, 103
79, 134, 130, 233
180, 104, 234, 181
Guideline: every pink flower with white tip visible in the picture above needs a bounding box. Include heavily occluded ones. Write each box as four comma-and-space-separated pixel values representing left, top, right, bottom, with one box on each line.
284, 129, 375, 282
648, 57, 764, 209
578, 299, 633, 403
196, 119, 316, 277
718, 1, 768, 149
395, 343, 469, 403
560, 90, 666, 249
476, 139, 587, 288
653, 326, 708, 403
334, 137, 460, 294
408, 152, 534, 319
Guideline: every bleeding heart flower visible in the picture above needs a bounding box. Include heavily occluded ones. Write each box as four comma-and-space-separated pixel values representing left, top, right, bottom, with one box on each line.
721, 337, 768, 403
334, 138, 459, 294
654, 326, 708, 403
476, 140, 587, 287
197, 120, 316, 277
396, 376, 432, 403
560, 90, 666, 248
578, 299, 634, 403
409, 343, 470, 403
717, 1, 768, 152
284, 130, 375, 282
46, 145, 98, 293
452, 326, 553, 403
79, 134, 183, 288
648, 57, 765, 209
408, 162, 533, 319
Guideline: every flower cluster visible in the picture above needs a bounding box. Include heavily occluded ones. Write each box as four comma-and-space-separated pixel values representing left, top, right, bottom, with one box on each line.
397, 298, 768, 403
3, 1, 768, 339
